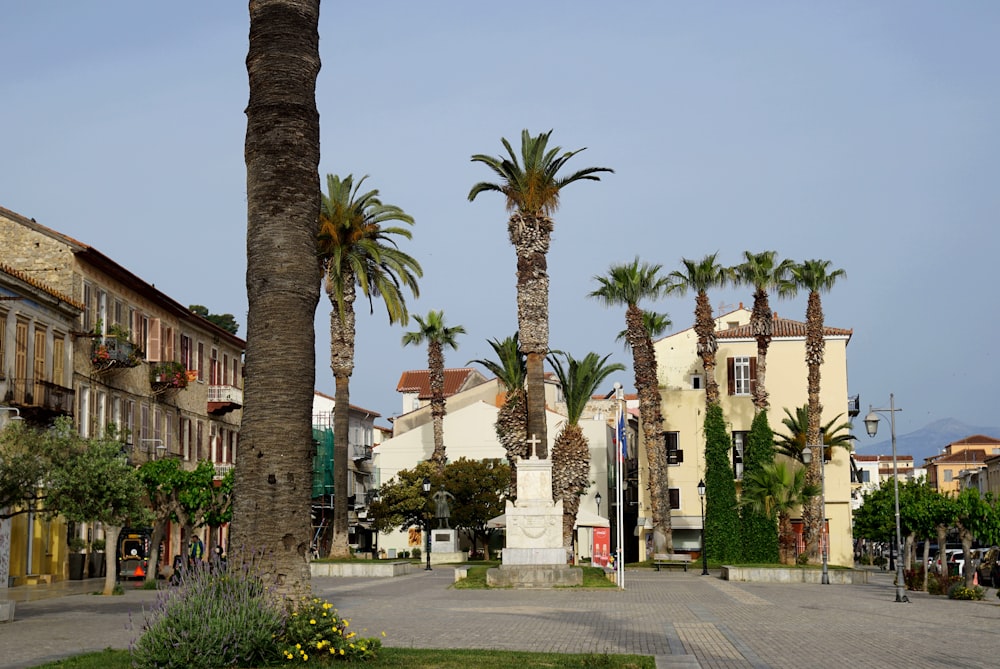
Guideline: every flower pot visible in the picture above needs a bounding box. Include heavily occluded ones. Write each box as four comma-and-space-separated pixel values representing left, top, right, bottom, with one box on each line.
68, 554, 86, 580
89, 553, 106, 578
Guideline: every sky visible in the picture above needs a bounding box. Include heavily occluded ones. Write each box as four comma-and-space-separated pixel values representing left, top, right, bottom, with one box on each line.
2, 2, 997, 441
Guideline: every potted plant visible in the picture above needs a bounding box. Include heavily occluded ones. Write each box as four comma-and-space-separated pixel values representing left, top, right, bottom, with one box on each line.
149, 361, 189, 390
67, 537, 87, 580
89, 538, 106, 578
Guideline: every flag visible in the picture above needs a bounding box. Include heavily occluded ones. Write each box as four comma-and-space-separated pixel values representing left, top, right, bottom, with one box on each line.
617, 411, 627, 461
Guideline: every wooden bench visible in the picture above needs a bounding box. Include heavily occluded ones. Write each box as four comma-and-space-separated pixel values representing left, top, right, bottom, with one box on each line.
652, 553, 692, 572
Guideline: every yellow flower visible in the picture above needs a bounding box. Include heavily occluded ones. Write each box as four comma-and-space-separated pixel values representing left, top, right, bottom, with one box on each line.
340, 649, 345, 655
295, 644, 301, 650
381, 631, 386, 637
322, 602, 332, 610
309, 619, 316, 625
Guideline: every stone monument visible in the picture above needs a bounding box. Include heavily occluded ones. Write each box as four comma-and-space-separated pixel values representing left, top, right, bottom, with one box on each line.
486, 435, 583, 587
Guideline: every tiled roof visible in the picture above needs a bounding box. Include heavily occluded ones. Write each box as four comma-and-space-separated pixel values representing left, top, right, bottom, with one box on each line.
312, 390, 381, 416
855, 454, 913, 463
717, 313, 852, 339
0, 261, 83, 309
948, 434, 1000, 446
396, 368, 481, 399
928, 449, 989, 465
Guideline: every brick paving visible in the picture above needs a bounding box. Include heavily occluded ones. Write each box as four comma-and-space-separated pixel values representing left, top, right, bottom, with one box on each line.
3, 568, 1000, 668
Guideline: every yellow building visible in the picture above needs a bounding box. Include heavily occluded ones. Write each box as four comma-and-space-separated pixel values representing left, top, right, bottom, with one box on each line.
924, 435, 1000, 494
639, 306, 857, 566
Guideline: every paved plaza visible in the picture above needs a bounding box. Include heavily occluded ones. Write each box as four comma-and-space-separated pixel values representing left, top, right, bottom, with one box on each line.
3, 568, 1000, 668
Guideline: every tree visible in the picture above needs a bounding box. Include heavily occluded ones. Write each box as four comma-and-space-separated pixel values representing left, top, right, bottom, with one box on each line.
782, 259, 846, 561
45, 420, 150, 595
589, 257, 674, 553
442, 458, 510, 559
704, 404, 741, 563
667, 253, 730, 406
740, 410, 779, 563
188, 305, 240, 335
402, 310, 466, 473
773, 405, 854, 463
470, 129, 612, 459
136, 458, 187, 585
0, 420, 50, 520
547, 351, 624, 549
739, 460, 820, 564
202, 468, 234, 555
232, 0, 322, 600
469, 334, 528, 497
317, 172, 421, 558
615, 311, 672, 349
730, 251, 793, 411
954, 488, 999, 587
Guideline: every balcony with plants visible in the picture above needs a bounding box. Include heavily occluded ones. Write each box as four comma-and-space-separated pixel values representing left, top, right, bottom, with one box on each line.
149, 360, 189, 393
90, 322, 141, 373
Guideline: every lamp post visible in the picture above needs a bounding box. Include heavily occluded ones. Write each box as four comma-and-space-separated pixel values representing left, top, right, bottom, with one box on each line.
697, 479, 708, 575
0, 406, 23, 422
595, 491, 602, 517
422, 476, 432, 571
801, 428, 829, 584
865, 394, 909, 603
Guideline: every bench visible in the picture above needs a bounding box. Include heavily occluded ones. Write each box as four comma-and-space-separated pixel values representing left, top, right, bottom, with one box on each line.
652, 553, 692, 572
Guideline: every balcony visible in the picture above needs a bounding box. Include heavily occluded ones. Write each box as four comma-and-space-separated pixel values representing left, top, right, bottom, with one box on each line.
2, 378, 75, 421
149, 361, 189, 394
214, 463, 234, 480
352, 444, 373, 461
91, 336, 141, 373
208, 385, 243, 415
847, 394, 860, 417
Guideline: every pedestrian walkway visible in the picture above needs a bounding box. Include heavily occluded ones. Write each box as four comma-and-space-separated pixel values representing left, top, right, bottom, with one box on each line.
3, 568, 1000, 669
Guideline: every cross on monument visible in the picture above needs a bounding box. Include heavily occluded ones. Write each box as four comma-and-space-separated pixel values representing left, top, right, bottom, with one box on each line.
526, 434, 541, 458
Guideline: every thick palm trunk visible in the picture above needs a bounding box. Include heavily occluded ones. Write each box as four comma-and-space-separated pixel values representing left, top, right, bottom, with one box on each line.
510, 212, 551, 459
234, 0, 321, 599
627, 305, 673, 553
428, 340, 447, 472
750, 288, 772, 411
496, 389, 528, 498
551, 424, 590, 550
802, 290, 825, 561
328, 277, 357, 559
695, 291, 719, 406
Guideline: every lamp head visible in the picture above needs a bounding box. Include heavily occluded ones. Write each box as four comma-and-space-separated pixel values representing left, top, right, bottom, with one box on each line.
422, 476, 431, 493
697, 479, 706, 497
802, 446, 812, 464
864, 412, 879, 437
595, 491, 602, 505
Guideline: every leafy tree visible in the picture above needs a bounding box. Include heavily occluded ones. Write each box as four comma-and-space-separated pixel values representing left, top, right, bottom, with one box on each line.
547, 351, 623, 548
954, 488, 999, 586
470, 129, 612, 459
666, 253, 730, 406
442, 458, 510, 559
402, 310, 466, 473
704, 404, 740, 563
589, 257, 674, 553
740, 411, 779, 563
369, 462, 436, 536
136, 458, 187, 584
0, 420, 50, 520
233, 0, 322, 601
781, 259, 846, 561
202, 468, 234, 555
773, 405, 854, 463
739, 460, 819, 564
469, 334, 527, 497
317, 172, 421, 558
44, 420, 150, 595
188, 305, 240, 335
730, 251, 794, 410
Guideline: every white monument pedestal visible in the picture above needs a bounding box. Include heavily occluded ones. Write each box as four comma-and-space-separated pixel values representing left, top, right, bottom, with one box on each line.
429, 527, 463, 564
487, 454, 582, 587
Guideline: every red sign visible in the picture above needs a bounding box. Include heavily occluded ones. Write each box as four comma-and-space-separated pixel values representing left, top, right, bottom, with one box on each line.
592, 527, 610, 567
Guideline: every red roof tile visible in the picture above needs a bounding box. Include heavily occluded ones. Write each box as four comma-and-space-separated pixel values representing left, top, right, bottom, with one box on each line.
717, 314, 852, 339
395, 368, 483, 399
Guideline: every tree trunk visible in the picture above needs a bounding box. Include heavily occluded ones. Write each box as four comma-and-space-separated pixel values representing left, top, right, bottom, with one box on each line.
144, 522, 166, 585
751, 288, 772, 411
232, 0, 321, 600
801, 290, 825, 562
102, 525, 121, 596
695, 291, 719, 406
429, 340, 447, 472
328, 270, 357, 559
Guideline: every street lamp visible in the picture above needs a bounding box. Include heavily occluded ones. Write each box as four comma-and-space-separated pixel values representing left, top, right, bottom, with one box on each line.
697, 479, 708, 575
595, 491, 602, 517
422, 476, 432, 571
801, 428, 829, 585
0, 406, 23, 422
865, 393, 909, 604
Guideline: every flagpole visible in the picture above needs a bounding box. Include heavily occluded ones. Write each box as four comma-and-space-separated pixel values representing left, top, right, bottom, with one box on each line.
615, 383, 625, 590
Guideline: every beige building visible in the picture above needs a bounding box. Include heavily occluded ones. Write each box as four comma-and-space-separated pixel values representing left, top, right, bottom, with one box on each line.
924, 435, 1000, 494
1, 204, 244, 581
851, 454, 921, 510
645, 306, 857, 566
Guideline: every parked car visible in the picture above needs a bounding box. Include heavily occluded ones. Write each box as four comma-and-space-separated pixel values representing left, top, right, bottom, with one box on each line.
975, 546, 1000, 587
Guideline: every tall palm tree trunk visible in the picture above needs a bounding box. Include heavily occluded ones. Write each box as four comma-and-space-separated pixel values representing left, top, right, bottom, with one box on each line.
234, 0, 321, 599
802, 290, 824, 560
328, 274, 357, 559
695, 292, 719, 406
428, 340, 447, 472
511, 212, 551, 459
751, 287, 772, 411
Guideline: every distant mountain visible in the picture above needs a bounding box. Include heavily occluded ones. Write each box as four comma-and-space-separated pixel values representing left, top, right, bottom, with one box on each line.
860, 418, 1000, 466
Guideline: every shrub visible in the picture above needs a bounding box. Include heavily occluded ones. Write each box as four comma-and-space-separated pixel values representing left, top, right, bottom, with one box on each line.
948, 583, 985, 600
130, 555, 284, 669
411, 547, 421, 559
279, 596, 382, 663
904, 567, 926, 591
927, 572, 961, 596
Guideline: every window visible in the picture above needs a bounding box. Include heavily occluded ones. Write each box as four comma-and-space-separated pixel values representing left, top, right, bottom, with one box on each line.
33, 326, 46, 399
944, 469, 953, 482
197, 342, 205, 381
690, 375, 702, 390
95, 391, 107, 437
181, 335, 193, 371
732, 431, 748, 479
664, 432, 683, 465
196, 420, 204, 460
14, 320, 28, 403
53, 334, 65, 386
83, 283, 94, 331
0, 309, 6, 375
727, 356, 756, 396
860, 470, 870, 483
668, 488, 680, 510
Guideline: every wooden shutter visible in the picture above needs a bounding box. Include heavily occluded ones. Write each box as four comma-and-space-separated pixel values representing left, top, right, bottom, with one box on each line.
726, 357, 735, 395
147, 318, 161, 362
749, 357, 757, 396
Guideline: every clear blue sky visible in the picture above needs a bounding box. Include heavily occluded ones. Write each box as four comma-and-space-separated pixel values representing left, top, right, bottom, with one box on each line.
2, 2, 997, 438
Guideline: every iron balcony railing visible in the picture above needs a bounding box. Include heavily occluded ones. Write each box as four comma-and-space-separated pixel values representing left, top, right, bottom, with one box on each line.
208, 385, 243, 405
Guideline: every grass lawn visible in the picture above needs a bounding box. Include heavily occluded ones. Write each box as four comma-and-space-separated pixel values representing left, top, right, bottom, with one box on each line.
32, 647, 654, 668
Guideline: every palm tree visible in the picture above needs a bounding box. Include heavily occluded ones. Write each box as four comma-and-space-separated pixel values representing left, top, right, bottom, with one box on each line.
589, 257, 674, 553
547, 351, 624, 549
731, 251, 794, 411
773, 405, 854, 463
782, 259, 846, 560
667, 253, 730, 406
318, 173, 422, 558
469, 334, 528, 497
469, 130, 612, 459
739, 461, 821, 564
402, 310, 466, 474
232, 0, 321, 599
615, 311, 672, 348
